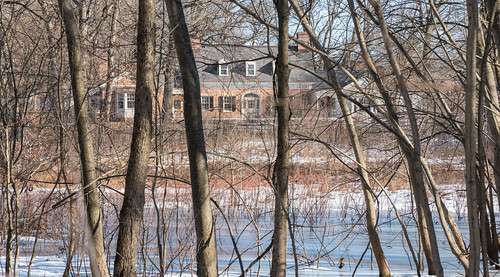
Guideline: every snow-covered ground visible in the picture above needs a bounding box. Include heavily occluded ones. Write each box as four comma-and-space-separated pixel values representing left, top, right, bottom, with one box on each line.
2, 187, 499, 276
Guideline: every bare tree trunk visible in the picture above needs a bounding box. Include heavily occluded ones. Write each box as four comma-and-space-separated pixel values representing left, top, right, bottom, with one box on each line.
0, 25, 21, 277
486, 177, 500, 268
419, 159, 469, 269
153, 5, 170, 274
162, 35, 175, 122
480, 1, 500, 235
113, 0, 154, 275
38, 4, 79, 274
290, 0, 390, 275
486, 82, 500, 212
366, 1, 443, 274
3, 128, 14, 277
481, 46, 500, 269
58, 1, 109, 276
485, 0, 500, 55
350, 0, 469, 268
165, 0, 218, 276
104, 0, 119, 122
271, 1, 291, 276
478, 55, 491, 277
476, 5, 500, 272
465, 0, 481, 274
56, 47, 77, 277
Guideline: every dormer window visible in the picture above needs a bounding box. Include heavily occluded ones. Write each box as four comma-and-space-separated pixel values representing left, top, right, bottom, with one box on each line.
246, 61, 256, 76
218, 59, 229, 76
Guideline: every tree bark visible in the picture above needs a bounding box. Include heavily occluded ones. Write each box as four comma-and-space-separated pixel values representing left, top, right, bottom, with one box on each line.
485, 0, 500, 56
104, 0, 119, 122
271, 1, 291, 276
481, 46, 500, 270
3, 127, 14, 277
57, 48, 77, 277
290, 0, 390, 275
162, 35, 175, 122
113, 0, 154, 275
465, 0, 481, 274
367, 0, 443, 274
58, 0, 109, 276
479, 7, 500, 261
165, 0, 218, 276
351, 0, 469, 268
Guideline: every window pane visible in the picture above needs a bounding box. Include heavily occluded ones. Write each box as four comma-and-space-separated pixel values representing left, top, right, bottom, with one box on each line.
222, 96, 235, 112
247, 99, 256, 109
201, 96, 213, 110
247, 62, 255, 76
219, 64, 228, 76
127, 93, 135, 109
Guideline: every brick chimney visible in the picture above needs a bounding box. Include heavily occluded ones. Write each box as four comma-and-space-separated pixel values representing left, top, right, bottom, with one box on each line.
191, 38, 201, 52
297, 32, 309, 53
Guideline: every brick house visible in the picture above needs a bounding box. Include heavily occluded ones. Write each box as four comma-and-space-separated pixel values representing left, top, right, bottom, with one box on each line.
91, 32, 358, 121
172, 33, 340, 120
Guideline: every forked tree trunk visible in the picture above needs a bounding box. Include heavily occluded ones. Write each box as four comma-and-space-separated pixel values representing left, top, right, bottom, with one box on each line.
290, 0, 390, 275
367, 1, 443, 274
113, 0, 154, 275
270, 1, 291, 276
355, 0, 469, 267
165, 0, 218, 276
465, 0, 481, 274
58, 0, 109, 276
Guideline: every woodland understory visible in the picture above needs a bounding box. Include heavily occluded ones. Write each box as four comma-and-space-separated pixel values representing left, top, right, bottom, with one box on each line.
2, 0, 500, 276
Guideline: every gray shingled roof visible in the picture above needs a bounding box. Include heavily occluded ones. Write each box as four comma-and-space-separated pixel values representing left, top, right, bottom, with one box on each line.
188, 44, 351, 91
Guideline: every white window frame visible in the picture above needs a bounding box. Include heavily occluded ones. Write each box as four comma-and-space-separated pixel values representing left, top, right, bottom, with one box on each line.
241, 92, 261, 118
246, 61, 256, 76
218, 59, 229, 76
223, 96, 232, 112
220, 96, 235, 112
201, 96, 214, 111
126, 93, 135, 109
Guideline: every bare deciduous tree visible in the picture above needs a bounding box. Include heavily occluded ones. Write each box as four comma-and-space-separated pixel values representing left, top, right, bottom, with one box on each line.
113, 0, 154, 275
270, 1, 291, 276
165, 0, 218, 275
58, 0, 109, 276
465, 0, 481, 274
289, 1, 391, 275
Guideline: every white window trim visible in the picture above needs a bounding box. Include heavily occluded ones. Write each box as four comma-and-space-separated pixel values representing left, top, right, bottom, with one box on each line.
201, 96, 214, 111
218, 59, 229, 76
222, 96, 232, 112
246, 61, 256, 76
241, 92, 261, 117
221, 96, 235, 112
126, 93, 135, 109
